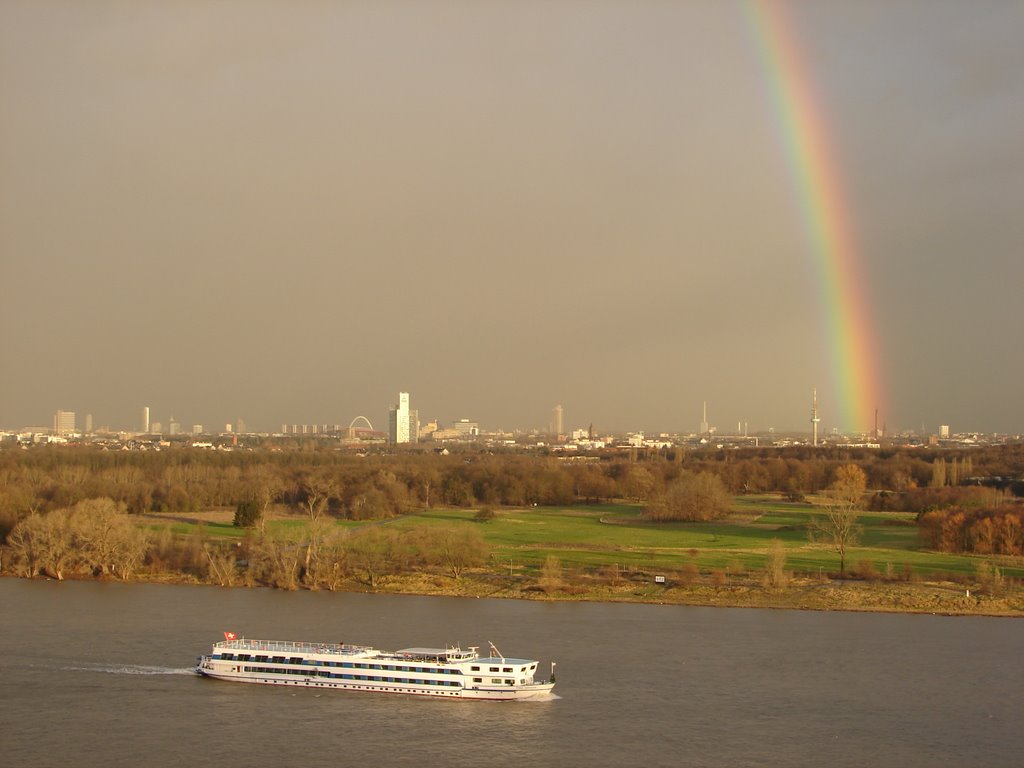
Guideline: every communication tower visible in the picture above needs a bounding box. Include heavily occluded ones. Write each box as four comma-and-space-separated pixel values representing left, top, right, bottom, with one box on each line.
811, 389, 821, 447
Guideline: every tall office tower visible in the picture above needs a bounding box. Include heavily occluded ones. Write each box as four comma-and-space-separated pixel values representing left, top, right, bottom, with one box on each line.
552, 404, 564, 437
388, 392, 413, 444
236, 417, 247, 434
168, 418, 180, 436
192, 425, 204, 436
53, 410, 76, 435
940, 425, 950, 439
141, 406, 151, 434
700, 401, 709, 435
84, 414, 93, 434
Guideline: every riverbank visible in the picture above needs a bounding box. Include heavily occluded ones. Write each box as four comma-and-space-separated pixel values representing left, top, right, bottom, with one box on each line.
348, 570, 1024, 617
7, 569, 1022, 617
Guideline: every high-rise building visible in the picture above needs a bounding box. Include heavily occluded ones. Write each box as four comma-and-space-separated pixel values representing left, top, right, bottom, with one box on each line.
940, 425, 950, 438
141, 406, 150, 434
84, 414, 93, 434
552, 404, 564, 437
53, 410, 76, 435
452, 419, 479, 437
168, 418, 180, 436
388, 392, 414, 444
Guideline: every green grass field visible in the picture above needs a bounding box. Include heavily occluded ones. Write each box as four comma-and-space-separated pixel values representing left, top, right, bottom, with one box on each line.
160, 495, 1024, 580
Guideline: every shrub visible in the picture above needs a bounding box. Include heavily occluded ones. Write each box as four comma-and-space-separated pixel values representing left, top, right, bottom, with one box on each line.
678, 562, 699, 586
762, 539, 788, 590
855, 559, 880, 581
233, 500, 261, 528
975, 560, 1005, 596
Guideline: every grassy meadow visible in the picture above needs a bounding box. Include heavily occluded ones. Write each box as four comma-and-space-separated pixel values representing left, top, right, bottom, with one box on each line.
155, 494, 1024, 583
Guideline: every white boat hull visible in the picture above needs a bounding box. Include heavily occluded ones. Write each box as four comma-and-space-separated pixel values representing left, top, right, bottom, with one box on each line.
197, 666, 553, 700
196, 638, 556, 701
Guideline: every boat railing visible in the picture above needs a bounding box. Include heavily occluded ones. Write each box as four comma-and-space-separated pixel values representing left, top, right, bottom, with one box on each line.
218, 639, 374, 655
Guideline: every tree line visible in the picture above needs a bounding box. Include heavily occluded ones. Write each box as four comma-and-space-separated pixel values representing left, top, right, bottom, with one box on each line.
3, 495, 488, 589
2, 443, 1022, 567
3, 443, 1021, 522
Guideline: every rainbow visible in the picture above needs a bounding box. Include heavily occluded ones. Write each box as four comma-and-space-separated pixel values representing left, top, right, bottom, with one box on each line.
743, 0, 883, 434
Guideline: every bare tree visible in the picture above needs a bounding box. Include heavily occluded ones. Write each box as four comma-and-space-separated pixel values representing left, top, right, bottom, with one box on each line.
345, 527, 402, 588
831, 464, 868, 508
810, 465, 866, 575
297, 473, 341, 580
302, 516, 337, 586
11, 510, 76, 580
810, 505, 862, 575
110, 524, 150, 580
299, 472, 341, 522
307, 527, 349, 591
203, 543, 238, 587
646, 471, 731, 522
71, 498, 128, 576
5, 514, 43, 577
421, 525, 488, 579
246, 527, 304, 590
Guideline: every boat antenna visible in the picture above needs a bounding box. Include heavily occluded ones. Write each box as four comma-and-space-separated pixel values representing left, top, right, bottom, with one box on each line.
488, 641, 505, 663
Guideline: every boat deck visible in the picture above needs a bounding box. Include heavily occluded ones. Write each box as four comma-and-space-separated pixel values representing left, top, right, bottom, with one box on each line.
217, 639, 373, 656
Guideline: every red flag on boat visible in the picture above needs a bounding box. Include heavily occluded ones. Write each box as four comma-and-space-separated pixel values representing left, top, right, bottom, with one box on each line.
224, 631, 237, 641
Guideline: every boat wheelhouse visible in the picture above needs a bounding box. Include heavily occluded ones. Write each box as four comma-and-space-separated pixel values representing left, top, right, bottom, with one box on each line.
196, 635, 555, 701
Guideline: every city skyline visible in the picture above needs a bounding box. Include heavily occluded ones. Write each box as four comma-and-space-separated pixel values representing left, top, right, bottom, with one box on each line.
2, 2, 1022, 434
7, 392, 1008, 439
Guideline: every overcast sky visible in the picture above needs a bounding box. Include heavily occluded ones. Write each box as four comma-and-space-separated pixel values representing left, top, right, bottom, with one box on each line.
2, 0, 1022, 435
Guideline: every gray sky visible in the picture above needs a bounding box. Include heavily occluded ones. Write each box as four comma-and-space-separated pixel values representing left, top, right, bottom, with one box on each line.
2, 0, 1022, 435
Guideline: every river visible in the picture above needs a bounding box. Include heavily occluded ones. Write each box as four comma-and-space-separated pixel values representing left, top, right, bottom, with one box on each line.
1, 579, 1020, 767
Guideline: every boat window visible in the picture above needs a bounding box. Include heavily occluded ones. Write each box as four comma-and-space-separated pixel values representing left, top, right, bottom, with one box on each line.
491, 679, 502, 684
473, 678, 482, 683
471, 666, 480, 672
489, 667, 499, 672
503, 667, 512, 673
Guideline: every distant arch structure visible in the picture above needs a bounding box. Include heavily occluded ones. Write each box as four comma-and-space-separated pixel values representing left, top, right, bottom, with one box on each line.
349, 416, 374, 431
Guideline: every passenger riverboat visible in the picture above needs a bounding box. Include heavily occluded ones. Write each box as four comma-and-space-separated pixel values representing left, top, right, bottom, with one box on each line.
196, 633, 556, 701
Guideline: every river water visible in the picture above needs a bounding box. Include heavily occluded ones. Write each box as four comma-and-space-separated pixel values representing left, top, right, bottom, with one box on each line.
2, 579, 1020, 767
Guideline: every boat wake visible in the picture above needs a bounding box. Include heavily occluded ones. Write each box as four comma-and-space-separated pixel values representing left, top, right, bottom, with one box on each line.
526, 692, 561, 702
61, 663, 195, 676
